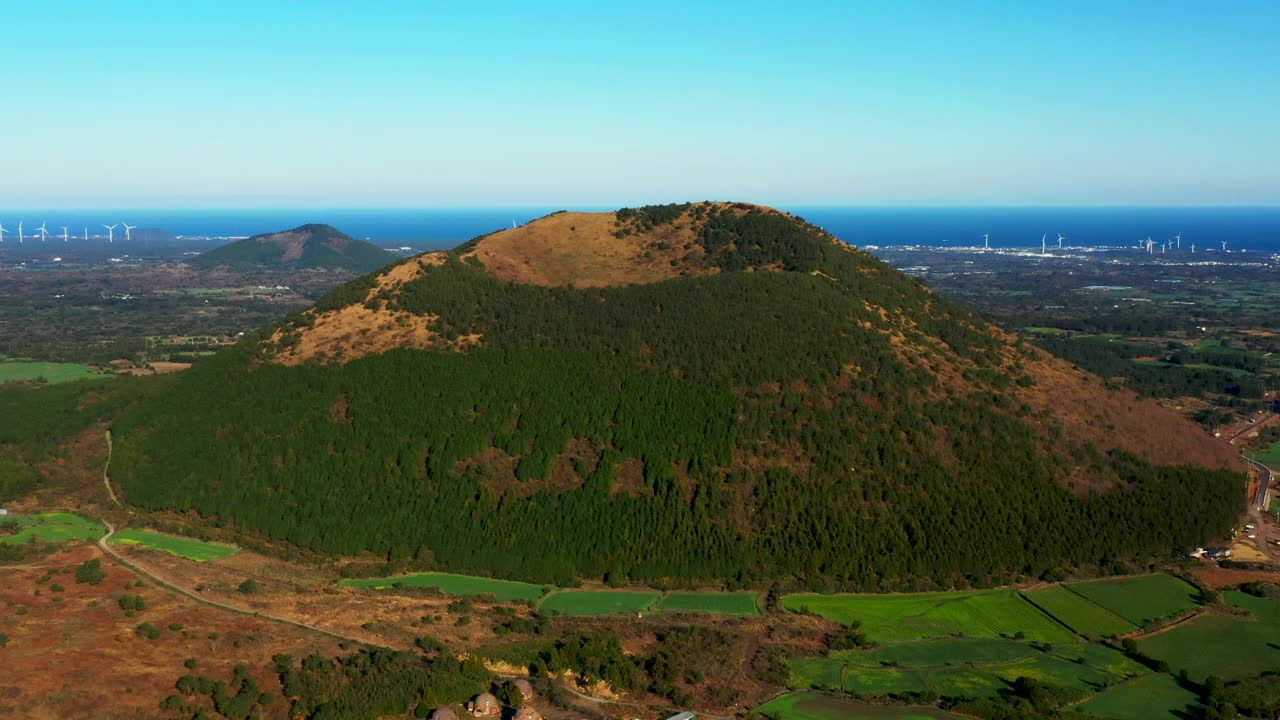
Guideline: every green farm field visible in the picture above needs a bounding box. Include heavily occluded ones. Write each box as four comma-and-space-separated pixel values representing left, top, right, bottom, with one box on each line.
1064, 574, 1201, 627
539, 590, 661, 616
1022, 585, 1137, 637
0, 512, 104, 544
1137, 591, 1280, 682
834, 637, 1034, 668
655, 591, 760, 616
783, 588, 1074, 643
339, 572, 550, 602
754, 692, 965, 720
984, 653, 1119, 691
1253, 441, 1280, 467
110, 528, 239, 561
1078, 673, 1203, 720
927, 666, 1005, 698
0, 361, 103, 384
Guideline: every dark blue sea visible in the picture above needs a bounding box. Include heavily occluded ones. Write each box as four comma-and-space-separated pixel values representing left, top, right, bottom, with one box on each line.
2, 206, 1278, 252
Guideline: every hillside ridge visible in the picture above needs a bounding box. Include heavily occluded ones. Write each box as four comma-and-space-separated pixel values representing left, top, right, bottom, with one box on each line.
112, 201, 1244, 588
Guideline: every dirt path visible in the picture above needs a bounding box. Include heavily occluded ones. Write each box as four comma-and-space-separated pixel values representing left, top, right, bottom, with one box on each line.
101, 429, 127, 512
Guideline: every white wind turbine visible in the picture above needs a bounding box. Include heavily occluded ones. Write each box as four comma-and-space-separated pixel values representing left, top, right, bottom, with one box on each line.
103, 223, 118, 244
37, 221, 49, 242
83, 228, 89, 242
1146, 236, 1154, 254
0, 222, 6, 243
121, 223, 136, 243
1057, 233, 1066, 249
60, 226, 69, 242
1041, 233, 1047, 254
982, 232, 990, 250
1221, 241, 1228, 251
17, 221, 24, 244
1174, 232, 1182, 250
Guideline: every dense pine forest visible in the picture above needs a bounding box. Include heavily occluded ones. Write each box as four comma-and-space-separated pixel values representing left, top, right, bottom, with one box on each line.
102, 204, 1243, 589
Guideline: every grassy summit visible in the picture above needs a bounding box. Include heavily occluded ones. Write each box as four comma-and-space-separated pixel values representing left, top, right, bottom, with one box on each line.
111, 202, 1241, 588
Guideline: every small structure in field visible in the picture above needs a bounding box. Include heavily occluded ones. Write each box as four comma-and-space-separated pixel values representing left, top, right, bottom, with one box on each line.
513, 709, 542, 720
467, 693, 501, 717
507, 678, 535, 703
429, 709, 459, 720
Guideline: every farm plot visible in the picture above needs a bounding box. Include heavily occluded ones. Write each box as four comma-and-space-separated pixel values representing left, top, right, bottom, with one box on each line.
834, 637, 1035, 668
1064, 574, 1201, 627
339, 572, 550, 602
0, 512, 104, 544
655, 591, 760, 616
783, 588, 1073, 643
1078, 673, 1203, 720
1022, 585, 1137, 637
754, 692, 966, 720
1136, 591, 1280, 682
927, 666, 1006, 698
110, 528, 239, 562
1050, 642, 1148, 679
0, 361, 103, 384
539, 590, 661, 616
984, 653, 1120, 692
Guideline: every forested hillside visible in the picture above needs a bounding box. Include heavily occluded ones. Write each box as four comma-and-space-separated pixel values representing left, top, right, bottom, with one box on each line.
110, 203, 1243, 589
194, 224, 392, 272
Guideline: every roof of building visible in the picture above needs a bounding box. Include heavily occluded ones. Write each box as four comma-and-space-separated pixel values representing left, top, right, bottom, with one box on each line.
430, 708, 460, 720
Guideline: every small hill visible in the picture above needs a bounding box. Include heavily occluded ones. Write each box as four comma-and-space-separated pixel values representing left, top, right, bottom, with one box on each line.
112, 201, 1243, 589
192, 224, 393, 272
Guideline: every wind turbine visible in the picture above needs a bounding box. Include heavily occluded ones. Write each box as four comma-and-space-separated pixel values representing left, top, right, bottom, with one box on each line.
121, 223, 135, 243
1146, 236, 1154, 254
17, 221, 23, 244
1221, 241, 1228, 251
60, 226, 68, 242
37, 222, 49, 242
1191, 243, 1196, 253
83, 228, 89, 242
982, 232, 990, 250
103, 224, 117, 244
1041, 233, 1047, 254
0, 223, 6, 243
1057, 233, 1066, 249
1175, 232, 1182, 249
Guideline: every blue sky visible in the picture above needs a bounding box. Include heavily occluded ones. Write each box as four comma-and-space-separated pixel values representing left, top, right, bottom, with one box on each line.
1, 1, 1277, 207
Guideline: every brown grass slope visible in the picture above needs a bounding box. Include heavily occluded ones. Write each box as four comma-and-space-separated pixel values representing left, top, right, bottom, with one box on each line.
267, 201, 1236, 475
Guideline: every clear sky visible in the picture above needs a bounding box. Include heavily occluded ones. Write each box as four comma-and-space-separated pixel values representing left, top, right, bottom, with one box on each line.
2, 1, 1277, 208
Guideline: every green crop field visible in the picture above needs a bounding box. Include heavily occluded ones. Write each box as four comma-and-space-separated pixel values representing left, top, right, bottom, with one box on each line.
539, 590, 661, 616
1079, 674, 1203, 720
1051, 642, 1148, 679
339, 572, 550, 602
842, 665, 929, 694
1137, 591, 1280, 682
654, 591, 760, 616
0, 361, 103, 384
754, 692, 966, 720
783, 588, 1073, 643
927, 666, 1006, 698
1253, 441, 1280, 467
1064, 574, 1201, 627
984, 653, 1120, 692
834, 637, 1035, 668
0, 512, 104, 544
1022, 585, 1137, 637
110, 529, 239, 561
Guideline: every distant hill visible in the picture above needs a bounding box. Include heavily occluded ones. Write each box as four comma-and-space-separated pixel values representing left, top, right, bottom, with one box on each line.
192, 224, 393, 272
113, 202, 1243, 588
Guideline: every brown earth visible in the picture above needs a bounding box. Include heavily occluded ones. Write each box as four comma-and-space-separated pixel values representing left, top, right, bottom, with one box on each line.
0, 543, 342, 720
1191, 564, 1280, 589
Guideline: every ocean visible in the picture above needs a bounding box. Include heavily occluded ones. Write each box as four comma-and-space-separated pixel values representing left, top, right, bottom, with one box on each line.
1, 206, 1278, 252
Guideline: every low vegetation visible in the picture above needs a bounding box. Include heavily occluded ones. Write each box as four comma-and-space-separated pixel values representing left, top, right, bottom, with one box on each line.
111, 528, 240, 561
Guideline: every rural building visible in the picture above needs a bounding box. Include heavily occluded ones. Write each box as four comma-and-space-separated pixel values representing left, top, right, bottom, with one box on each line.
513, 709, 542, 720
467, 693, 501, 717
507, 678, 535, 702
429, 709, 459, 720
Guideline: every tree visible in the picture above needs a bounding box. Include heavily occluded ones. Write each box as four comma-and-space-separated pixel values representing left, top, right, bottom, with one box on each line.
75, 557, 105, 585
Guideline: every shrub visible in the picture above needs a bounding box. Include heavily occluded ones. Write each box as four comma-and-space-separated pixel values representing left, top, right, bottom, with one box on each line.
237, 579, 260, 594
